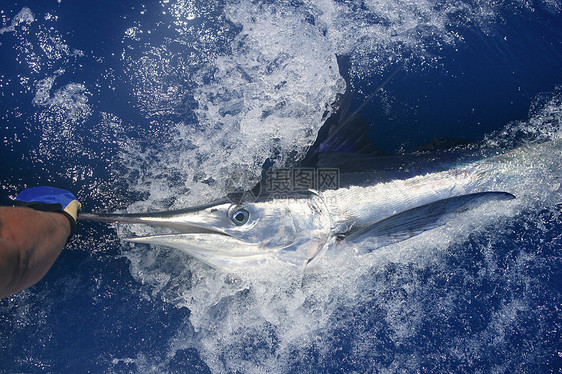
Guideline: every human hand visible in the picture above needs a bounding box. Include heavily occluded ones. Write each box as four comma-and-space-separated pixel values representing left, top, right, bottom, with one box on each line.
14, 186, 82, 239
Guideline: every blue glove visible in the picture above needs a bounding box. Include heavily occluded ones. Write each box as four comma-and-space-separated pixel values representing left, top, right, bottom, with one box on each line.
14, 186, 82, 239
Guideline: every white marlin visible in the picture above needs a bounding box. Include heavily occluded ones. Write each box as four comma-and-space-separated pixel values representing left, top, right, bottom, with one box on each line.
78, 141, 560, 271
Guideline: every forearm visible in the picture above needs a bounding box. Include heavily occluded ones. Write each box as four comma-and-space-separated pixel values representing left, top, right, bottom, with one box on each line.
0, 207, 70, 298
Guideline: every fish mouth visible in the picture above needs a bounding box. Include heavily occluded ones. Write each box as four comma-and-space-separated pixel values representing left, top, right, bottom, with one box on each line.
124, 219, 230, 245
117, 205, 270, 268
124, 232, 267, 269
82, 200, 269, 268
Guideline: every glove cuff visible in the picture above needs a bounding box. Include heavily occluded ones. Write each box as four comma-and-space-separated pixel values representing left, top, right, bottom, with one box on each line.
59, 210, 77, 241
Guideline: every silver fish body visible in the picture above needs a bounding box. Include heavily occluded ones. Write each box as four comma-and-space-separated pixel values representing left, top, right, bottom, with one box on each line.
80, 144, 546, 270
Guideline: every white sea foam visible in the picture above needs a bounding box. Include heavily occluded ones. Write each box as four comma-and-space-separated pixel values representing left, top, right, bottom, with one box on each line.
0, 7, 34, 35
121, 0, 345, 210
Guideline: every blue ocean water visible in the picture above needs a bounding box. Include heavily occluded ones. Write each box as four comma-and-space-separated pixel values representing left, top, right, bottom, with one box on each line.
1, 0, 561, 373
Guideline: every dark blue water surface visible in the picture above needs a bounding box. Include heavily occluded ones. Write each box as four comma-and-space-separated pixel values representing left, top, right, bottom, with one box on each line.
1, 1, 561, 373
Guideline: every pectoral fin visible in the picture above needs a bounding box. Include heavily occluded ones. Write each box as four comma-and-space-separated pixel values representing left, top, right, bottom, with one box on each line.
345, 191, 515, 252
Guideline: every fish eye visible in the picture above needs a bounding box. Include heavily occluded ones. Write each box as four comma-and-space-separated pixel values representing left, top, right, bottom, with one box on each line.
228, 206, 250, 226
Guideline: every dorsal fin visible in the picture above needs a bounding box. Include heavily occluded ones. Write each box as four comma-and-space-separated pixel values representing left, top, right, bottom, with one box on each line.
302, 58, 404, 167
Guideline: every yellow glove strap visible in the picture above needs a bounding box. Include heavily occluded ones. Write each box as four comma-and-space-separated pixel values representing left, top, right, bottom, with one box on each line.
63, 200, 82, 222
